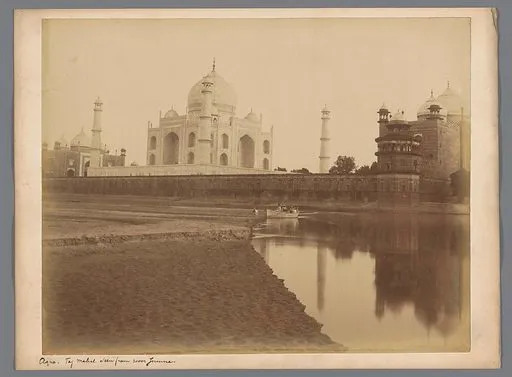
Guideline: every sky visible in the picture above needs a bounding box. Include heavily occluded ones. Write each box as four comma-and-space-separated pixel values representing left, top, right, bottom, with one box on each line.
42, 17, 470, 172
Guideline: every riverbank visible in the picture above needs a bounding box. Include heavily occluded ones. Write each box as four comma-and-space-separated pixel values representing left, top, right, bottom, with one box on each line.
44, 193, 469, 216
43, 239, 343, 354
43, 194, 265, 245
43, 194, 343, 354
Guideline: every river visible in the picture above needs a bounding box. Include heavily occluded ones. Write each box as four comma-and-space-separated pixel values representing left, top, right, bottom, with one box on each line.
251, 212, 471, 352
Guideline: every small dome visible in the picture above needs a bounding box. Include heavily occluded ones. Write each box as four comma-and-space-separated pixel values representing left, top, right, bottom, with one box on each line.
436, 83, 464, 115
187, 68, 237, 112
70, 128, 91, 147
417, 90, 437, 118
391, 110, 407, 122
245, 110, 260, 123
164, 108, 179, 118
57, 134, 68, 147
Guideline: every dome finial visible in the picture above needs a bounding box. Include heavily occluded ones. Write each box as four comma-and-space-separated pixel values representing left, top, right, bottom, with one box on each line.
447, 80, 450, 88
212, 57, 216, 72
430, 89, 434, 97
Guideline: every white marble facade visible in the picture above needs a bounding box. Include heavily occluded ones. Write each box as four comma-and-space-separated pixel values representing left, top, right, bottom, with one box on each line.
145, 62, 274, 173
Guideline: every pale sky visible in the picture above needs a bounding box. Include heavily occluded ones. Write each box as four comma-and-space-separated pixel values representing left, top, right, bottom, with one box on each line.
42, 17, 470, 172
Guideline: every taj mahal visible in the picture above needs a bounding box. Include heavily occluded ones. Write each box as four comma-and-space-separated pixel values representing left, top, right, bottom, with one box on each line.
87, 60, 278, 177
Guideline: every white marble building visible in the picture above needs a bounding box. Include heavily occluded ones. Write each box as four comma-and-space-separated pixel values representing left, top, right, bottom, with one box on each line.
146, 61, 274, 171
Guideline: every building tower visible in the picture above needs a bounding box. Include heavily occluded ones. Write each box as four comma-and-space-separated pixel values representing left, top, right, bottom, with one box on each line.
377, 103, 391, 137
90, 97, 103, 168
375, 110, 423, 207
319, 105, 331, 173
197, 73, 214, 164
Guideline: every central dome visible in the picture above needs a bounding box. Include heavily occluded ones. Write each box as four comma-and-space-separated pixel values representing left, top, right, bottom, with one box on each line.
436, 85, 464, 115
187, 69, 237, 112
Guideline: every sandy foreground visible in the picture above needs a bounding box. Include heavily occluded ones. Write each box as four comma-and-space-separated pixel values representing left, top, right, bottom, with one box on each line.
42, 194, 345, 354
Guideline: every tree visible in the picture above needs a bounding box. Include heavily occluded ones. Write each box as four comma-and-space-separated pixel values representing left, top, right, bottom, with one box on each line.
274, 166, 287, 172
450, 168, 470, 203
329, 155, 356, 175
354, 165, 371, 175
291, 168, 311, 174
354, 161, 379, 175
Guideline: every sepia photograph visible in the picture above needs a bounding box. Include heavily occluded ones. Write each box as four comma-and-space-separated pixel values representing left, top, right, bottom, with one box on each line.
15, 7, 500, 370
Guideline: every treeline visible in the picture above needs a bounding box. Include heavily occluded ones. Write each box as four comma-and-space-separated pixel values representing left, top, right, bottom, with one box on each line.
274, 155, 378, 176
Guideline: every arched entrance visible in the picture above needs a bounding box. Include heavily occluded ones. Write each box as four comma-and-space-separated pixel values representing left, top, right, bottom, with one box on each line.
220, 153, 228, 166
263, 140, 270, 154
163, 132, 179, 164
149, 153, 156, 165
222, 134, 229, 149
263, 158, 269, 170
149, 136, 157, 149
188, 132, 196, 147
83, 160, 90, 177
67, 168, 75, 177
187, 152, 195, 164
239, 135, 255, 168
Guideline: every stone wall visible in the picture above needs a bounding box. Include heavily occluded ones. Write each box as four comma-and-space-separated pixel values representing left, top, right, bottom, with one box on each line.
42, 174, 453, 203
87, 164, 278, 177
43, 174, 378, 201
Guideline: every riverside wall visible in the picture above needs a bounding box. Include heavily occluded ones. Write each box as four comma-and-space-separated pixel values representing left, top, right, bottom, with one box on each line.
43, 174, 452, 203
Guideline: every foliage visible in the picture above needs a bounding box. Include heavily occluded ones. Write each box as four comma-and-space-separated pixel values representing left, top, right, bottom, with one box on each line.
291, 168, 311, 174
274, 166, 287, 172
354, 165, 371, 175
449, 168, 470, 202
329, 155, 356, 175
354, 161, 380, 175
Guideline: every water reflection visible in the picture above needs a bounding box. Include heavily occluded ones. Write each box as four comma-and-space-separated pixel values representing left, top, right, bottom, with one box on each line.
252, 213, 470, 352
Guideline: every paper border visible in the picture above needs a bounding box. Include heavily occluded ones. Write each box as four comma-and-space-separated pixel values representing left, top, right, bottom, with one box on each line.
14, 7, 500, 370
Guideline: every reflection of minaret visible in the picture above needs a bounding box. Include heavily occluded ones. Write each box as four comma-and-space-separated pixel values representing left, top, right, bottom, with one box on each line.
319, 105, 331, 173
259, 239, 269, 264
90, 97, 103, 168
317, 245, 327, 312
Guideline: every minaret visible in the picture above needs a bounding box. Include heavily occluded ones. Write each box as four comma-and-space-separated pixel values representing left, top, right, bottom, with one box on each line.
90, 97, 103, 168
319, 105, 331, 173
197, 73, 214, 164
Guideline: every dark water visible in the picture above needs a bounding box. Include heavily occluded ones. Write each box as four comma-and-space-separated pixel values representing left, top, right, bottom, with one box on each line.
251, 212, 471, 352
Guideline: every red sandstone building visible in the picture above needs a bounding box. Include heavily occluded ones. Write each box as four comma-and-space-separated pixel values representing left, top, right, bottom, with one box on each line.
42, 98, 127, 177
374, 83, 470, 205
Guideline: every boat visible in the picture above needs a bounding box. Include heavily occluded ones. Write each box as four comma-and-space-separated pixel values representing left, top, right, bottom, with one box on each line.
266, 206, 300, 219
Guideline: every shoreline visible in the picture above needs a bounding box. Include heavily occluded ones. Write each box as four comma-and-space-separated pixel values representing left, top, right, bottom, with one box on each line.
44, 192, 469, 216
43, 228, 252, 247
43, 239, 345, 354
